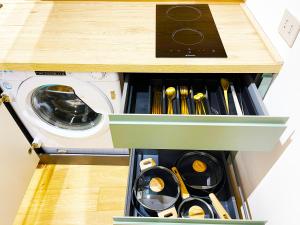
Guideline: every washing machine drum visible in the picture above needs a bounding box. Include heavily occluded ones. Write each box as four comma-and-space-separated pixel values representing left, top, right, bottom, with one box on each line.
17, 76, 113, 132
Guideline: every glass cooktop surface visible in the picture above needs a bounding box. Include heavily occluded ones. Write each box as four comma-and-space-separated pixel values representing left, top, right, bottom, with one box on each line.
156, 4, 227, 58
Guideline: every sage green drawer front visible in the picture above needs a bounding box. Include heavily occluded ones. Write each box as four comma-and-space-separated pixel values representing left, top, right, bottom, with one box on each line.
113, 217, 266, 225
109, 115, 288, 151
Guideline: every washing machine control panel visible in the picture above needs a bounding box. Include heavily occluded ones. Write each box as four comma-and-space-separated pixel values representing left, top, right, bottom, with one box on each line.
66, 72, 119, 82
1, 70, 120, 82
90, 72, 107, 80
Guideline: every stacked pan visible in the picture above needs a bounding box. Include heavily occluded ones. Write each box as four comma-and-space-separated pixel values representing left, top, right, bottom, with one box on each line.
132, 152, 231, 219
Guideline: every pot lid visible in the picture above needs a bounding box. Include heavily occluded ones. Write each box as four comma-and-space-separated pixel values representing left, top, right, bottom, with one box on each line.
177, 152, 223, 190
134, 166, 179, 211
178, 197, 214, 219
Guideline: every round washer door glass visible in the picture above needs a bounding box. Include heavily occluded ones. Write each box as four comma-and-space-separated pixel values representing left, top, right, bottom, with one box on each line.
31, 84, 102, 130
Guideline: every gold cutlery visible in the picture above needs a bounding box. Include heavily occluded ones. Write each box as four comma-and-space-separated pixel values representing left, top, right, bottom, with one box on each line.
180, 86, 189, 114
151, 91, 156, 114
152, 89, 162, 114
221, 78, 230, 114
193, 93, 206, 115
166, 87, 176, 114
157, 91, 162, 114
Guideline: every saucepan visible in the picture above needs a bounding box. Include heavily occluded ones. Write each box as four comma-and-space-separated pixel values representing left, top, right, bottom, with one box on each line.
133, 158, 180, 218
172, 167, 214, 219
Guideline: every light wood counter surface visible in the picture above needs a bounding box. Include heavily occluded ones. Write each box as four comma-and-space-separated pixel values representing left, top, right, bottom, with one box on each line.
0, 1, 282, 73
13, 163, 129, 225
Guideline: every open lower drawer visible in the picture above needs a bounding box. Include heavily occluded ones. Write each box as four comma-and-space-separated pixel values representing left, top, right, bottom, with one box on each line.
109, 74, 288, 151
113, 149, 265, 225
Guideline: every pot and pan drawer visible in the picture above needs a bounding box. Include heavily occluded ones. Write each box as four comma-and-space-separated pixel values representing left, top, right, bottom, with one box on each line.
113, 149, 266, 225
109, 73, 288, 151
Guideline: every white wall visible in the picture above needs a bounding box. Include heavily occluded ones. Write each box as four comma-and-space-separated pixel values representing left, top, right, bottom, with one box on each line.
236, 0, 300, 224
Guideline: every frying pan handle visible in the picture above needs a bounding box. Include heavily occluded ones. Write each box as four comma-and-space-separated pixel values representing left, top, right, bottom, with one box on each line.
171, 167, 190, 199
140, 158, 156, 171
157, 207, 178, 218
209, 193, 231, 220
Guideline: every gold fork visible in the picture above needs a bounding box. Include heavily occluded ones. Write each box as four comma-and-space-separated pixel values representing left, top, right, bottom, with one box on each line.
180, 86, 189, 114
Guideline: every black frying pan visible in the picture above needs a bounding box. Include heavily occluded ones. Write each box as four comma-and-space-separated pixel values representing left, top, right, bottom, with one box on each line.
176, 152, 224, 191
172, 167, 214, 219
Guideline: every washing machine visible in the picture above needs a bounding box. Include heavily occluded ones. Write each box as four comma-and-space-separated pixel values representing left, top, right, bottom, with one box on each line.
0, 70, 127, 154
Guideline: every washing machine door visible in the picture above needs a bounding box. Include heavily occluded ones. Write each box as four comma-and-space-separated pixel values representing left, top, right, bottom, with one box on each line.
16, 76, 113, 134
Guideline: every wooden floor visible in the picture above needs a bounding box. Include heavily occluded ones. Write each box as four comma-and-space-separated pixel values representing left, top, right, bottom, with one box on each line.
13, 163, 129, 225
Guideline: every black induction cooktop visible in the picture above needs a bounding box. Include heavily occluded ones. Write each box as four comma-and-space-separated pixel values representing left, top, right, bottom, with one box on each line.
156, 4, 227, 58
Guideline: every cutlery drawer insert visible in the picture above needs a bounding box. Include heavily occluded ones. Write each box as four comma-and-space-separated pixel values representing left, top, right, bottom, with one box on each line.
109, 74, 288, 151
113, 149, 265, 225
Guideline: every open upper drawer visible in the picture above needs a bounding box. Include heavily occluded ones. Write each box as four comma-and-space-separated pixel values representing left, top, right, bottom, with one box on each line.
109, 74, 288, 151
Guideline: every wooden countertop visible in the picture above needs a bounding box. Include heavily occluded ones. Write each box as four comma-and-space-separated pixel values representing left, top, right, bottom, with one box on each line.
0, 1, 282, 73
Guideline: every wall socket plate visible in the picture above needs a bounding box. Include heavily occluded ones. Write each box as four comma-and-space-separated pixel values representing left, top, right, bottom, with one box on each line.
278, 9, 300, 48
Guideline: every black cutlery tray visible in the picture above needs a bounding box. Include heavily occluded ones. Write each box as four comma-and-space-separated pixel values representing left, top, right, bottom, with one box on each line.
124, 73, 259, 115
125, 149, 240, 219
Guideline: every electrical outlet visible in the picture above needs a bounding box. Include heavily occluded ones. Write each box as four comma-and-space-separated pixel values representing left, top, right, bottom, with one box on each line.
279, 9, 300, 47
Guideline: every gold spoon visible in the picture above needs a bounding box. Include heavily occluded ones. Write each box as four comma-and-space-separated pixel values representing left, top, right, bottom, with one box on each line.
220, 78, 230, 114
194, 93, 206, 115
193, 93, 203, 115
166, 87, 176, 114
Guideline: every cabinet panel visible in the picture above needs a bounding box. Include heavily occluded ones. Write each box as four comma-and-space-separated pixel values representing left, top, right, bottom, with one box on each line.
0, 103, 39, 225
